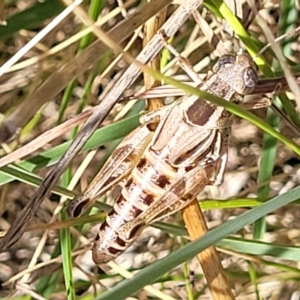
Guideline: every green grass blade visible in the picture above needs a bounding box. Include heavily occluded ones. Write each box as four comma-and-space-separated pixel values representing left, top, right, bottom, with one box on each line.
254, 109, 279, 239
145, 70, 300, 156
218, 237, 300, 261
0, 114, 140, 186
96, 185, 300, 299
0, 0, 64, 40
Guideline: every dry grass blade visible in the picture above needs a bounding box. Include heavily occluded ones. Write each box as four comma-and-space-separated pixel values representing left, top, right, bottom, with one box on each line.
0, 0, 6, 25
254, 9, 300, 113
3, 1, 300, 299
0, 0, 203, 250
0, 0, 172, 143
0, 0, 172, 249
0, 0, 83, 77
119, 72, 300, 103
0, 109, 94, 168
255, 75, 300, 94
143, 5, 166, 111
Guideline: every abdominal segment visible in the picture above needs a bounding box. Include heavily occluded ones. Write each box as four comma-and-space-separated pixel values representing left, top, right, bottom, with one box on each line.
92, 149, 175, 264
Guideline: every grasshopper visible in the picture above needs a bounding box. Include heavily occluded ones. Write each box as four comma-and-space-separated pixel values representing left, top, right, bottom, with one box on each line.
67, 49, 258, 264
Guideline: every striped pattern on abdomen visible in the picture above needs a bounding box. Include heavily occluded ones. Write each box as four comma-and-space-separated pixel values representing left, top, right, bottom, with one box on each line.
92, 147, 176, 264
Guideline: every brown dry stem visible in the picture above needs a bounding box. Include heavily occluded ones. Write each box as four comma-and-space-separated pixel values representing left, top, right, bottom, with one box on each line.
180, 151, 235, 300
182, 199, 235, 300
143, 3, 166, 111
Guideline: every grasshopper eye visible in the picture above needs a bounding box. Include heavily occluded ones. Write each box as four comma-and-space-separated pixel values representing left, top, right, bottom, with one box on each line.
243, 68, 257, 91
218, 54, 235, 66
213, 55, 235, 72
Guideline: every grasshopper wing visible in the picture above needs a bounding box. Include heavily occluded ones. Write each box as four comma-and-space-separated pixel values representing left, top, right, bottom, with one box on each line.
67, 124, 153, 217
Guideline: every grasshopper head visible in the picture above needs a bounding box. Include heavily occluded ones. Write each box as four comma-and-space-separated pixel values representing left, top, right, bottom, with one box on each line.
213, 52, 258, 96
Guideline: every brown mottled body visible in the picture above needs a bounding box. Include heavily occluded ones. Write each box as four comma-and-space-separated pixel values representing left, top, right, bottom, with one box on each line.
67, 53, 258, 264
